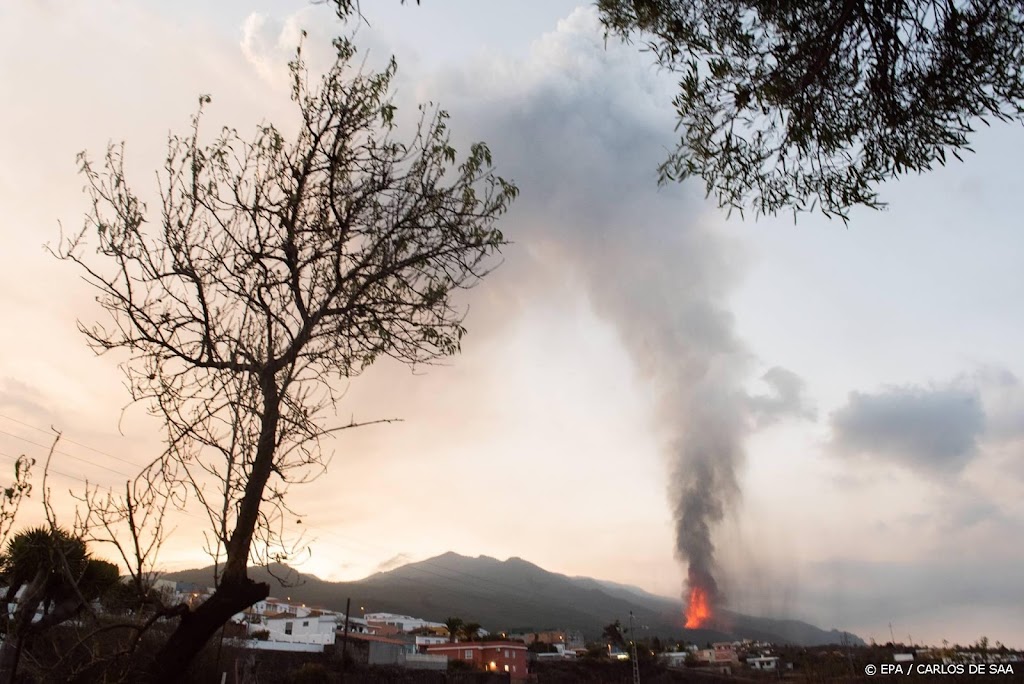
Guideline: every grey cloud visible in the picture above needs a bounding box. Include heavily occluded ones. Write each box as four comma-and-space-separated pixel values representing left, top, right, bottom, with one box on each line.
829, 383, 985, 474
973, 367, 1024, 443
801, 553, 1024, 640
952, 499, 1001, 528
0, 377, 52, 420
374, 553, 412, 573
733, 482, 1022, 644
747, 366, 816, 426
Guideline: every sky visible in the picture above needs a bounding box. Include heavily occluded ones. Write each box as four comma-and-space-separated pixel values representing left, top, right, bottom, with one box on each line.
1, 1, 1023, 648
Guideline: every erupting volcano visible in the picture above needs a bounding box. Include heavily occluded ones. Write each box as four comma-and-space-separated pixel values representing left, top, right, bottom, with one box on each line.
683, 566, 719, 630
684, 584, 712, 628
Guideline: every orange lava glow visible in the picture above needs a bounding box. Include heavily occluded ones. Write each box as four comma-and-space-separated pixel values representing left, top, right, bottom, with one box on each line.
685, 585, 712, 628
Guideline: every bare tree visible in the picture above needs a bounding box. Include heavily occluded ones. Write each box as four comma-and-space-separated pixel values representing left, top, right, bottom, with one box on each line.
74, 475, 173, 616
55, 33, 517, 681
0, 455, 33, 550
0, 436, 123, 684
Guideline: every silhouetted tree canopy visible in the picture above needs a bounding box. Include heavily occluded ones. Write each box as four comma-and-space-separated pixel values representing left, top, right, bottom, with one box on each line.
0, 527, 120, 680
602, 620, 628, 650
461, 621, 483, 641
57, 30, 516, 681
444, 616, 465, 642
595, 0, 1024, 219
336, 0, 1024, 219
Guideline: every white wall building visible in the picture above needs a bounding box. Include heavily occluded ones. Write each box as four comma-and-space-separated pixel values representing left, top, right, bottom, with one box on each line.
416, 635, 449, 647
363, 612, 445, 632
338, 615, 371, 634
233, 597, 342, 623
258, 614, 340, 645
748, 656, 780, 671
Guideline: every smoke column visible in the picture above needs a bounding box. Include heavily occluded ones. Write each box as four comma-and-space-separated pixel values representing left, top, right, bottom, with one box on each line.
586, 232, 748, 619
432, 9, 784, 615
506, 136, 753, 617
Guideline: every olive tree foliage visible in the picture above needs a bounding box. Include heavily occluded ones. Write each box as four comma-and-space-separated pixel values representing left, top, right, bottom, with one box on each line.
56, 33, 516, 679
597, 0, 1024, 219
323, 0, 419, 21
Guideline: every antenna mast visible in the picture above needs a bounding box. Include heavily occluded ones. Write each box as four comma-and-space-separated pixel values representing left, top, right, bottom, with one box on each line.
630, 611, 641, 684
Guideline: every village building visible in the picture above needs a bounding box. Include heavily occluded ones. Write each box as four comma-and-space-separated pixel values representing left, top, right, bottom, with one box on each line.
748, 655, 780, 671
425, 641, 529, 680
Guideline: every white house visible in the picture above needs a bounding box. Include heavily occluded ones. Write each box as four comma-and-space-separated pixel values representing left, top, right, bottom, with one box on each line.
234, 596, 342, 623
415, 635, 448, 648
263, 598, 308, 617
258, 614, 340, 645
363, 612, 445, 633
748, 656, 780, 671
535, 644, 578, 660
338, 615, 371, 634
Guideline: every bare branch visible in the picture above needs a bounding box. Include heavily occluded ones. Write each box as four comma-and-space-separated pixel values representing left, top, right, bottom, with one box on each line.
55, 29, 516, 680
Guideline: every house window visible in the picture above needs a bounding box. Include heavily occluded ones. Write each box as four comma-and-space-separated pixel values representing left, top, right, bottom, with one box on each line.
285, 622, 293, 635
504, 650, 509, 657
465, 650, 472, 659
505, 665, 510, 673
303, 621, 309, 627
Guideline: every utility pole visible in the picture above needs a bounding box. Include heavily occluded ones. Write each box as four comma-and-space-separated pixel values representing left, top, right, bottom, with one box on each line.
341, 597, 351, 681
629, 611, 640, 684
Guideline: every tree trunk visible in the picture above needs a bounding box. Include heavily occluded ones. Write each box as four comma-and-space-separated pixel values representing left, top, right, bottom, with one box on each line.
0, 570, 47, 684
147, 578, 268, 684
30, 595, 87, 632
147, 376, 280, 682
222, 373, 280, 586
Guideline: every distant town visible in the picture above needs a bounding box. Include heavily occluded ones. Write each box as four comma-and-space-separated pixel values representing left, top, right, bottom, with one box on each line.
148, 577, 1024, 682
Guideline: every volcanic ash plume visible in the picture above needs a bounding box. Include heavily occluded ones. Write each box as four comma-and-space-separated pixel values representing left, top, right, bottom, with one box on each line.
435, 8, 796, 631
503, 139, 752, 628
664, 338, 746, 628
571, 220, 749, 629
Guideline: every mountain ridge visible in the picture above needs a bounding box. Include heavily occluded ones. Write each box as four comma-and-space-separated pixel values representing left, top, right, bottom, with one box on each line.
162, 552, 863, 646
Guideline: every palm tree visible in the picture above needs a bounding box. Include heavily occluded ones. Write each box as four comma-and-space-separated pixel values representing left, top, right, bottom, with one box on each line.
0, 526, 119, 682
461, 622, 482, 642
444, 616, 464, 643
602, 620, 627, 651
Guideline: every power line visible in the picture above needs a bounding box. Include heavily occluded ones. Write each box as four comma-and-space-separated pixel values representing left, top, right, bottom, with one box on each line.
0, 415, 640, 626
0, 448, 92, 486
0, 412, 146, 470
0, 428, 135, 479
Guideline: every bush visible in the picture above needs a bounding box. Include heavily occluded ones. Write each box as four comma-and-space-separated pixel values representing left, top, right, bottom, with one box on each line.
447, 659, 475, 672
289, 662, 332, 684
